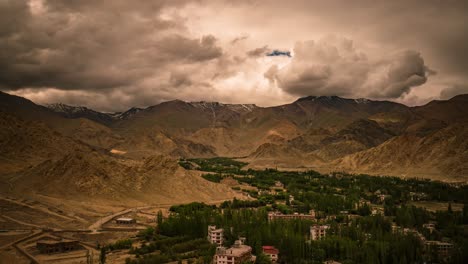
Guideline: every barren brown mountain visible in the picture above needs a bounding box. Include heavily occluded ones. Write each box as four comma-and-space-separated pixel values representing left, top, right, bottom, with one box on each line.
0, 92, 237, 208
1, 91, 467, 198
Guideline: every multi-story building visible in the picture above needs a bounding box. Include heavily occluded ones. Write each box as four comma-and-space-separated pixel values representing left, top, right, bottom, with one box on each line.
425, 241, 453, 258
214, 240, 256, 264
208, 225, 224, 246
262, 246, 279, 263
310, 225, 330, 240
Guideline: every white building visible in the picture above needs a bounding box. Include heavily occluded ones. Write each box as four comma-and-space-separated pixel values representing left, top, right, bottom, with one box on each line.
208, 225, 224, 246
274, 181, 284, 188
310, 225, 330, 240
115, 217, 136, 225
214, 240, 256, 264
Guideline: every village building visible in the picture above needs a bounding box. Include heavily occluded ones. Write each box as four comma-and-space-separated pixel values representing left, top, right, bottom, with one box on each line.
392, 226, 427, 242
36, 239, 80, 254
423, 223, 436, 234
274, 181, 284, 188
262, 246, 279, 263
213, 239, 256, 264
346, 214, 361, 221
371, 207, 385, 216
310, 225, 330, 240
364, 233, 372, 240
115, 217, 136, 225
325, 215, 337, 221
208, 225, 224, 246
373, 190, 391, 202
355, 198, 370, 209
424, 241, 453, 259
377, 194, 390, 203
409, 192, 428, 201
268, 210, 316, 221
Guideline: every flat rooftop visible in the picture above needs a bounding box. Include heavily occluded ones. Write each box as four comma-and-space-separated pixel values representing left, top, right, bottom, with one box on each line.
116, 217, 134, 221
222, 245, 252, 257
37, 239, 77, 245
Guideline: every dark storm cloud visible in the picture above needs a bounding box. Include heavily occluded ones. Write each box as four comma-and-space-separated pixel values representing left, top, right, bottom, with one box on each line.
155, 35, 223, 62
2, 0, 468, 109
0, 0, 222, 92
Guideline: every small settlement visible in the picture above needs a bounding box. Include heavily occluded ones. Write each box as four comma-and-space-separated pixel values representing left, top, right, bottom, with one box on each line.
208, 226, 280, 264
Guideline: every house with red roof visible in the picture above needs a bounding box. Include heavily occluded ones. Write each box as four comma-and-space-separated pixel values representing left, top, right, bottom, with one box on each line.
262, 245, 279, 263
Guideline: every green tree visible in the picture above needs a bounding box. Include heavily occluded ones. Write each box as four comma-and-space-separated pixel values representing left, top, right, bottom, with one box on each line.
157, 210, 164, 226
100, 247, 107, 264
256, 253, 272, 264
463, 203, 468, 224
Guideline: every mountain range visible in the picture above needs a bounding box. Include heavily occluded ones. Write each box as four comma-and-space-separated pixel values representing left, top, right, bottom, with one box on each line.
0, 91, 467, 201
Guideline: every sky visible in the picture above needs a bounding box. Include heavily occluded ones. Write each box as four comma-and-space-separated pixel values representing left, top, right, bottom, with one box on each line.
1, 0, 467, 112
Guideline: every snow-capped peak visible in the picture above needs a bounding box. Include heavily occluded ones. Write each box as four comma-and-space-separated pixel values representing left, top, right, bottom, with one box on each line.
189, 101, 257, 113
110, 107, 144, 120
46, 103, 90, 114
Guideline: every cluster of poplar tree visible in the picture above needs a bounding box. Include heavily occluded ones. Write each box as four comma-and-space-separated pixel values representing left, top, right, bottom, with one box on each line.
128, 158, 468, 263
145, 203, 434, 263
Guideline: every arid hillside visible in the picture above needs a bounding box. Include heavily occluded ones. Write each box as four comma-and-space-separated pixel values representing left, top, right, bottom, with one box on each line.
335, 122, 468, 181
1, 91, 468, 183
7, 152, 237, 204
0, 92, 239, 206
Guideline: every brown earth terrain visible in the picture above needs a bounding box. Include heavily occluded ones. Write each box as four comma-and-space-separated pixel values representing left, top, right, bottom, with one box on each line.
0, 91, 467, 263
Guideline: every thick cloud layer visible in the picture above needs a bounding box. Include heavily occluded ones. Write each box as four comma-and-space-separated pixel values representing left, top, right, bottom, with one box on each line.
440, 84, 468, 100
266, 37, 430, 99
1, 1, 467, 110
0, 1, 222, 91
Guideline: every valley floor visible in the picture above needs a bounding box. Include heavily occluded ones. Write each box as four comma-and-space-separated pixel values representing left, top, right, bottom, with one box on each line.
0, 191, 239, 264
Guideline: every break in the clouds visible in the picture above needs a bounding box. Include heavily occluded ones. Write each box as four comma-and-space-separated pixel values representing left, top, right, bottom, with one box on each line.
1, 0, 468, 111
266, 50, 291, 58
